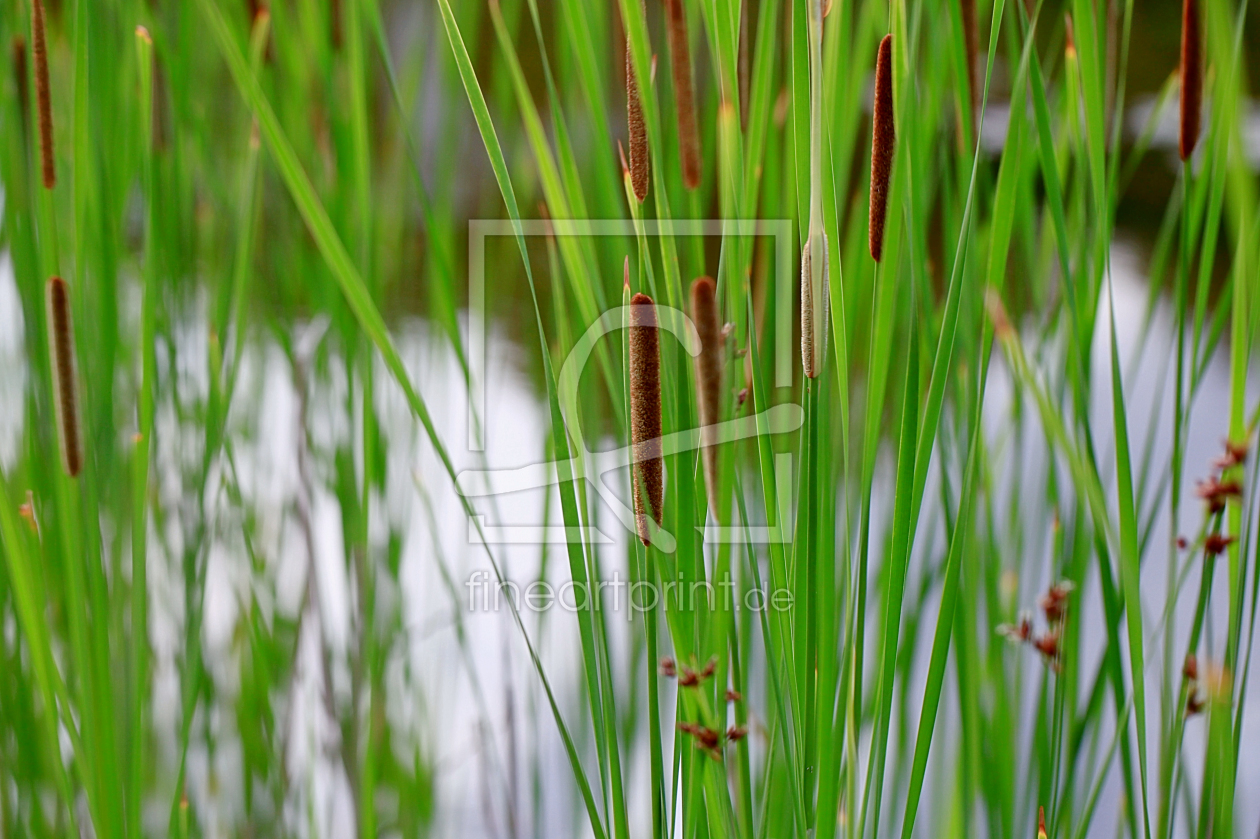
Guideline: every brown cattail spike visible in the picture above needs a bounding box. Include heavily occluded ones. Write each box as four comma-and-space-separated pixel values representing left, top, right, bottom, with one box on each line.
625, 4, 650, 202
960, 0, 978, 114
629, 292, 663, 544
690, 277, 722, 514
12, 36, 28, 134
801, 233, 829, 378
869, 34, 895, 262
1179, 0, 1202, 161
32, 0, 55, 189
330, 0, 343, 51
665, 0, 701, 189
46, 276, 81, 477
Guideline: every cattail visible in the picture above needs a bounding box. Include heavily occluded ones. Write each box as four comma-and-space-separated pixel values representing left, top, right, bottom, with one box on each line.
690, 277, 722, 513
625, 4, 650, 202
330, 0, 343, 51
800, 233, 829, 378
665, 0, 700, 189
1179, 0, 1201, 161
46, 276, 81, 477
11, 36, 28, 135
961, 0, 978, 113
629, 292, 663, 545
31, 0, 55, 189
869, 34, 895, 262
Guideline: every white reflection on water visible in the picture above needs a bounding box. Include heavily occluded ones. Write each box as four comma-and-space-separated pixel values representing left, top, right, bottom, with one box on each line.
0, 240, 1258, 838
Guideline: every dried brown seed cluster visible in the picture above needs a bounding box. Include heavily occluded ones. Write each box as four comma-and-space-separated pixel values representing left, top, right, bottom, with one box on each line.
1039, 580, 1075, 624
998, 581, 1073, 672
1182, 655, 1233, 716
997, 613, 1033, 645
1203, 533, 1236, 556
662, 656, 717, 688
1032, 631, 1061, 668
1184, 653, 1206, 716
1195, 476, 1242, 515
1212, 438, 1249, 472
676, 722, 722, 758
1194, 440, 1246, 515
1183, 653, 1198, 682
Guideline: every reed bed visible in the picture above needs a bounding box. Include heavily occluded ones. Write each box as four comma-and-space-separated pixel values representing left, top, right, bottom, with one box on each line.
0, 1, 1257, 838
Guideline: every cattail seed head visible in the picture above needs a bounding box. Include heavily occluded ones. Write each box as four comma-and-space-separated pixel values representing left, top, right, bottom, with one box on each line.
961, 0, 978, 114
32, 0, 55, 189
1179, 0, 1202, 161
625, 3, 650, 202
801, 233, 829, 378
330, 0, 343, 51
11, 36, 28, 135
690, 277, 722, 514
629, 292, 663, 545
46, 276, 81, 477
626, 50, 650, 200
665, 0, 701, 189
869, 34, 895, 262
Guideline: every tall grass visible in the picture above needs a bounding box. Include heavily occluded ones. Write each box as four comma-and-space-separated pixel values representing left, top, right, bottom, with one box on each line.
0, 0, 1258, 837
